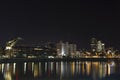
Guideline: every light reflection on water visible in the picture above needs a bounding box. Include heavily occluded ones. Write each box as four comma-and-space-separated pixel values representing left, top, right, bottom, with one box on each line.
0, 61, 119, 80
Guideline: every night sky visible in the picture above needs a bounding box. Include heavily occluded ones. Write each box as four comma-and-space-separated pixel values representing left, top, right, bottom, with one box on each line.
0, 1, 120, 49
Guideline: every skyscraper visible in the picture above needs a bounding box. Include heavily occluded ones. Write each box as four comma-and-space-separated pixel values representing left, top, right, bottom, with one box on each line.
90, 38, 97, 52
56, 41, 77, 57
90, 38, 105, 55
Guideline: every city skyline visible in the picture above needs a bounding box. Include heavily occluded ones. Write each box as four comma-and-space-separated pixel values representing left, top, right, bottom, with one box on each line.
0, 1, 120, 48
0, 1, 120, 80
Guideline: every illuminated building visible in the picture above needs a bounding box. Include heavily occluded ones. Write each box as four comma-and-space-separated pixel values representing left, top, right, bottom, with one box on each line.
56, 41, 68, 57
96, 41, 103, 53
56, 41, 77, 57
96, 41, 105, 54
69, 44, 77, 57
90, 38, 97, 52
90, 38, 105, 55
56, 41, 63, 57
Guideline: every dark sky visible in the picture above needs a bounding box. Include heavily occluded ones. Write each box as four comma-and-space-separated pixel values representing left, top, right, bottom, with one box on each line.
0, 0, 120, 48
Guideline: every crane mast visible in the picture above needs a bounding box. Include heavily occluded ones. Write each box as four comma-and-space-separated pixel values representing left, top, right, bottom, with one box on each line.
5, 37, 22, 50
5, 37, 22, 58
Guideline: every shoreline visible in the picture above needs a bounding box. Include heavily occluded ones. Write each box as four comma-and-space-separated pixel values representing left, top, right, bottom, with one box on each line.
0, 57, 120, 63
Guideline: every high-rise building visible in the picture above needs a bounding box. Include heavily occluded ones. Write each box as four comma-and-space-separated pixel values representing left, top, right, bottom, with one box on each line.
96, 41, 103, 52
56, 41, 77, 57
90, 38, 105, 55
65, 42, 69, 56
90, 38, 97, 52
69, 44, 77, 57
56, 41, 62, 56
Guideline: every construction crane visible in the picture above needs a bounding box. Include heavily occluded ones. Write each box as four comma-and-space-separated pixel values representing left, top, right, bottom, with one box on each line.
5, 37, 22, 50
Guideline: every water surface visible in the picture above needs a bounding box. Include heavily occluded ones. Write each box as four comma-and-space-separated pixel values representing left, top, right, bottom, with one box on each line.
0, 61, 120, 80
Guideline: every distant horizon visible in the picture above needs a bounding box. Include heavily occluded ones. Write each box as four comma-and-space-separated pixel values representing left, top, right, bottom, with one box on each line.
0, 37, 119, 51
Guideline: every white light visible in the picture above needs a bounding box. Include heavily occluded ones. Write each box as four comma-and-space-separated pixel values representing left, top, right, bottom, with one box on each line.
32, 62, 34, 72
48, 56, 54, 58
2, 64, 4, 73
5, 47, 12, 50
13, 63, 16, 75
24, 62, 27, 74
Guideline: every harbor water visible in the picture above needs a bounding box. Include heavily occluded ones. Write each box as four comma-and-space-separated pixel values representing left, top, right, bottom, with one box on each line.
0, 61, 120, 80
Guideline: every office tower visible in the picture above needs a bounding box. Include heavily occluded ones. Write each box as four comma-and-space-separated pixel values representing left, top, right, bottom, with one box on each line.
56, 41, 77, 57
90, 38, 97, 52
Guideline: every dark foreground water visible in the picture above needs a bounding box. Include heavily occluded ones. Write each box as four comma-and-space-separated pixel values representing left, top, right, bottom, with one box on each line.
0, 61, 120, 80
